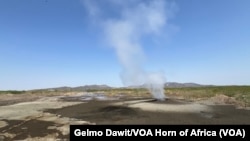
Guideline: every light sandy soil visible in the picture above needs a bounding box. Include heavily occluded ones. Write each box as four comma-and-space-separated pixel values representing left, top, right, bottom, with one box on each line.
0, 93, 93, 141
0, 93, 250, 141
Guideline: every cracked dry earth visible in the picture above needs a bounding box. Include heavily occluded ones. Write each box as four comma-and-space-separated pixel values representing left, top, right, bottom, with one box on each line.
0, 94, 94, 141
0, 93, 250, 141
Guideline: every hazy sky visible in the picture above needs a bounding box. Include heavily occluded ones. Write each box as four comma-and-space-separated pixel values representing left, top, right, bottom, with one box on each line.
1, 0, 250, 90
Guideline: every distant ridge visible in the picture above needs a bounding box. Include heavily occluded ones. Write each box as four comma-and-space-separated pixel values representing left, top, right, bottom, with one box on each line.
30, 82, 215, 91
128, 82, 213, 88
164, 82, 207, 88
73, 85, 112, 91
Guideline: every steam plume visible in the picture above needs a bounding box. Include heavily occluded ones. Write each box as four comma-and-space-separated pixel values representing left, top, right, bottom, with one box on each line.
83, 0, 176, 100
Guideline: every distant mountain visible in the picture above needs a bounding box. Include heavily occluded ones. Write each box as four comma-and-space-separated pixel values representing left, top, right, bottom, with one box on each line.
127, 82, 211, 89
36, 86, 72, 92
165, 82, 212, 88
73, 85, 112, 91
31, 82, 213, 91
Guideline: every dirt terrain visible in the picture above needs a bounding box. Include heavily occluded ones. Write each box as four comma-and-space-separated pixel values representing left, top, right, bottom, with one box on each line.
0, 92, 250, 141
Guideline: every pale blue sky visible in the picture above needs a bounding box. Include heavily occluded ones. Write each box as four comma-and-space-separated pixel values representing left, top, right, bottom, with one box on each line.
0, 0, 249, 90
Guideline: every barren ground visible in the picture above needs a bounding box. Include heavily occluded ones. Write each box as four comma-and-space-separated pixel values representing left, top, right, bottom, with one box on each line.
0, 92, 250, 141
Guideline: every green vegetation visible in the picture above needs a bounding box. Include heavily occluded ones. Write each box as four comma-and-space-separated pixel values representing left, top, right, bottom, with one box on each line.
0, 90, 26, 94
165, 86, 250, 106
91, 86, 250, 106
1, 86, 249, 106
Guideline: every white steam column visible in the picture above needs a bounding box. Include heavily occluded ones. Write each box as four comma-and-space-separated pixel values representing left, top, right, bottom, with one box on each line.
83, 0, 176, 100
145, 72, 166, 101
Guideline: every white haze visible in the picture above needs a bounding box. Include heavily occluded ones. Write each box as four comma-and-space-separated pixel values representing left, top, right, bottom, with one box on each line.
82, 0, 176, 100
